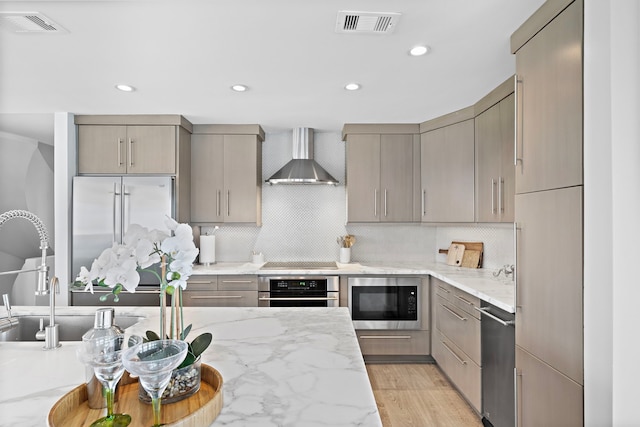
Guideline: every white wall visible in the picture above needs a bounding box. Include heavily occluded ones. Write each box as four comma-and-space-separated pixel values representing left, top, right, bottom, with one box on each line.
584, 0, 640, 425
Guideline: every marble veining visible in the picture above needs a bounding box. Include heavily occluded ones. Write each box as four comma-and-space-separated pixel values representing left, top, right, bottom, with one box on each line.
194, 261, 515, 313
0, 307, 382, 427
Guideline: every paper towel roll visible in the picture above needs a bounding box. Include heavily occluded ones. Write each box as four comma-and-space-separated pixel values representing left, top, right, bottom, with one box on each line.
199, 235, 216, 265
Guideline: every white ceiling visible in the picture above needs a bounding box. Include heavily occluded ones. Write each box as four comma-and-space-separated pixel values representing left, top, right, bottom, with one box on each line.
0, 0, 545, 136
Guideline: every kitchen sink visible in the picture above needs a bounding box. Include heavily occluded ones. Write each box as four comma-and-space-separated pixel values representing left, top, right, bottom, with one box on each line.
0, 314, 142, 342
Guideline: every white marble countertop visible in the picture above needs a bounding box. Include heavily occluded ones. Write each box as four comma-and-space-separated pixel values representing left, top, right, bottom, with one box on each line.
0, 306, 382, 427
193, 261, 515, 313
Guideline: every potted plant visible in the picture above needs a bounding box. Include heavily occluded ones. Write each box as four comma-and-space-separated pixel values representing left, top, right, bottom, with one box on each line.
76, 217, 212, 403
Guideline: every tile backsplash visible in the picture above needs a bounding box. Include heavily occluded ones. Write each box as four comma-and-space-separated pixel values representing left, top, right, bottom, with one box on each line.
200, 131, 515, 269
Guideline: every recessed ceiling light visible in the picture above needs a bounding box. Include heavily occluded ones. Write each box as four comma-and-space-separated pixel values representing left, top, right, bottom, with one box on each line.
115, 84, 135, 92
231, 84, 248, 92
345, 83, 361, 91
409, 45, 430, 56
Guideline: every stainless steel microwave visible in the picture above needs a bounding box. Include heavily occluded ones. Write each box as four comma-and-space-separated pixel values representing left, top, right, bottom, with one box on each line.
347, 277, 421, 329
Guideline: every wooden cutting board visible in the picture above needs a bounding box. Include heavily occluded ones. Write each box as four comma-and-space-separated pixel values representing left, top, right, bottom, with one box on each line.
446, 243, 465, 266
440, 241, 484, 268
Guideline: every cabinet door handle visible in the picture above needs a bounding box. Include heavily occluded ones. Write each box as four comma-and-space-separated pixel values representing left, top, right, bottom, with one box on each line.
442, 341, 467, 365
190, 295, 243, 299
422, 189, 426, 217
440, 303, 467, 321
515, 368, 523, 427
216, 190, 221, 217
128, 138, 134, 167
226, 190, 230, 217
384, 189, 388, 217
515, 75, 523, 166
491, 178, 497, 214
514, 222, 521, 309
117, 138, 124, 166
499, 177, 505, 213
373, 189, 378, 217
359, 335, 412, 340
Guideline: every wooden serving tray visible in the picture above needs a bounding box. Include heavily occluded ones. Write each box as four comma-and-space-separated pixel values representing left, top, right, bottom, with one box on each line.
48, 364, 223, 427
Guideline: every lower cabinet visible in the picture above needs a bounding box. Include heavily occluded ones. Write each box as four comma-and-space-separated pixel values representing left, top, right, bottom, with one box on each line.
516, 346, 583, 427
356, 330, 429, 356
432, 277, 482, 413
183, 275, 258, 307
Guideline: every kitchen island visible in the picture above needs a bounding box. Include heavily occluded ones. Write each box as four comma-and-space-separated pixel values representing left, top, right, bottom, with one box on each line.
0, 306, 382, 427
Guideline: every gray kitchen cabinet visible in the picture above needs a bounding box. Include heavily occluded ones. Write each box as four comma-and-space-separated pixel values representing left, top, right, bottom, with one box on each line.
75, 115, 193, 222
190, 125, 264, 225
343, 124, 420, 223
78, 124, 176, 174
515, 186, 583, 384
420, 117, 475, 223
183, 275, 258, 307
514, 0, 582, 194
431, 277, 481, 412
511, 1, 584, 424
516, 346, 583, 427
475, 90, 515, 223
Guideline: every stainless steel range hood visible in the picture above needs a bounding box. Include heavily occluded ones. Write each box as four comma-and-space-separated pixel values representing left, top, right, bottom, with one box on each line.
266, 128, 339, 185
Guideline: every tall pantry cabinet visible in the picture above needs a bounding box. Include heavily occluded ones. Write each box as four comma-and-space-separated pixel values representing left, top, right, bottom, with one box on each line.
511, 1, 583, 426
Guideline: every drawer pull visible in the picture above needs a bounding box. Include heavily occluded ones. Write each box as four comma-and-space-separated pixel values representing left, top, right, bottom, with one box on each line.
188, 280, 215, 285
454, 294, 474, 306
359, 335, 412, 340
441, 341, 467, 365
440, 303, 467, 321
190, 295, 243, 299
438, 285, 450, 293
258, 297, 338, 301
220, 280, 254, 284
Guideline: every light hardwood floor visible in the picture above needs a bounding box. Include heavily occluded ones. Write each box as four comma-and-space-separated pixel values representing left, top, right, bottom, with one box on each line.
366, 364, 483, 427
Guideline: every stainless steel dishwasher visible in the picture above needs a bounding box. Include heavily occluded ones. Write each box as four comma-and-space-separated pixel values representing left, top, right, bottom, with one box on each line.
477, 302, 515, 427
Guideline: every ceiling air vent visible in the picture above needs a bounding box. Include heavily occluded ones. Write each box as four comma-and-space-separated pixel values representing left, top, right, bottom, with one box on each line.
336, 11, 401, 34
0, 12, 68, 33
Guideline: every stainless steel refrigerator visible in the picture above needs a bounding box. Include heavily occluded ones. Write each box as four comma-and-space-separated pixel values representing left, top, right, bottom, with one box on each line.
72, 176, 174, 287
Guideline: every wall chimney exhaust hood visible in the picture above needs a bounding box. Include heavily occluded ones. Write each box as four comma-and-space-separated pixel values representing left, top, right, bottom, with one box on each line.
266, 128, 339, 185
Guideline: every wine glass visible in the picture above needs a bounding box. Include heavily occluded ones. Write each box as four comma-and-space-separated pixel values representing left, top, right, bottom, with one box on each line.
77, 334, 142, 427
122, 339, 188, 427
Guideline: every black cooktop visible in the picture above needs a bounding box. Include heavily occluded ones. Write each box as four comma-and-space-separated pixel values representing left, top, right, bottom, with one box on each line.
261, 261, 337, 270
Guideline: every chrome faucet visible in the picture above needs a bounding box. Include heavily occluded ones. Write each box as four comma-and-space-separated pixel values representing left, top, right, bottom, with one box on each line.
493, 264, 515, 279
0, 209, 60, 349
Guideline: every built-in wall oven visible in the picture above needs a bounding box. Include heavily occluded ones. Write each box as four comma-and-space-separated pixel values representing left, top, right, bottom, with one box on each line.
348, 277, 420, 329
258, 276, 340, 307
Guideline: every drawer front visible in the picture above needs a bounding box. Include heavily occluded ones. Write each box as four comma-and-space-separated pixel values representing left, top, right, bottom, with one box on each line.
433, 278, 453, 302
433, 330, 481, 412
435, 296, 481, 365
186, 276, 218, 291
356, 330, 429, 356
218, 275, 258, 291
451, 288, 481, 320
182, 290, 258, 307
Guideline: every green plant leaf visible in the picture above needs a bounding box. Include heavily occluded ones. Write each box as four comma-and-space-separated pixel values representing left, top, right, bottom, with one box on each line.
180, 352, 196, 368
145, 330, 161, 341
180, 324, 192, 341
190, 332, 212, 358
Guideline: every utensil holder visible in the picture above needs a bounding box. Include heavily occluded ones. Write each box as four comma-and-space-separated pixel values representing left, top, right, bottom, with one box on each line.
339, 247, 351, 263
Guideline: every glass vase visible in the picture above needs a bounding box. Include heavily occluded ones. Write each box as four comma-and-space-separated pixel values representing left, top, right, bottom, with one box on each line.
138, 356, 201, 404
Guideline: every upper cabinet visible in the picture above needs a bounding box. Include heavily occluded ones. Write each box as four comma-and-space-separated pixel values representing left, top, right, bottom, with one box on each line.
514, 0, 582, 194
342, 124, 420, 223
474, 78, 515, 223
190, 124, 264, 225
420, 109, 475, 223
76, 115, 192, 175
75, 115, 193, 222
